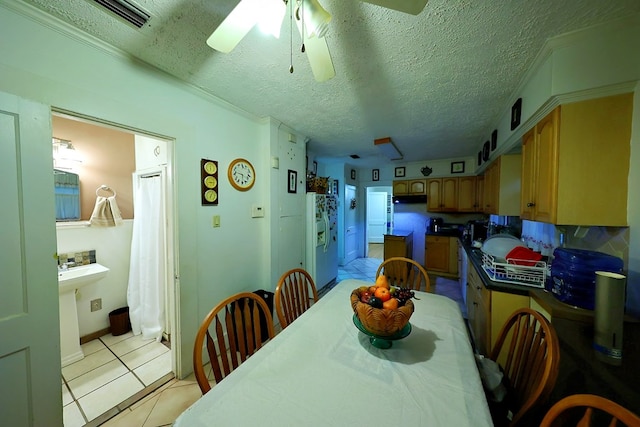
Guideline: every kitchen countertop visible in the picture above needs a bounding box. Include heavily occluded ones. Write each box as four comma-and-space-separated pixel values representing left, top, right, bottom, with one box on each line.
384, 228, 413, 237
461, 241, 640, 414
425, 230, 462, 237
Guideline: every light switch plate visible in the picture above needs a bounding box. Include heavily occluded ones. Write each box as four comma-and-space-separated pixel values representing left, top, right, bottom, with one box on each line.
213, 215, 220, 227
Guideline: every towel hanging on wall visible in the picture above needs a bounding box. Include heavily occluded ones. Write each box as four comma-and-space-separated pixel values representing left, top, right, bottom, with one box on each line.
90, 185, 123, 227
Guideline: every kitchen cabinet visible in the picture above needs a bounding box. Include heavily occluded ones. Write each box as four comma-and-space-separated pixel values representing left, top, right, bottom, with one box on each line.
384, 231, 413, 260
482, 154, 521, 216
521, 93, 632, 226
457, 176, 478, 212
393, 179, 426, 196
425, 235, 458, 276
475, 175, 484, 213
466, 262, 529, 357
426, 178, 458, 212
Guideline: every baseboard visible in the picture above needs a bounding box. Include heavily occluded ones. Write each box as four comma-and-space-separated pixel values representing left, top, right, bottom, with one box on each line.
80, 327, 111, 344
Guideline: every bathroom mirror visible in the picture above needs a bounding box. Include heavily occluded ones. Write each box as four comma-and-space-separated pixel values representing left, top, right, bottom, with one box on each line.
54, 169, 81, 221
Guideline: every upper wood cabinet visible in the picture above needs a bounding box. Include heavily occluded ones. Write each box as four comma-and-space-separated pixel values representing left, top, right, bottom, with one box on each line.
457, 176, 478, 212
520, 93, 632, 226
475, 175, 485, 213
483, 154, 522, 216
427, 178, 458, 212
393, 179, 426, 195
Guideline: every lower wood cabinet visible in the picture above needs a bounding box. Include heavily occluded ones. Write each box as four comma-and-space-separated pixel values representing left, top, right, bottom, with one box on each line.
466, 263, 530, 359
425, 235, 458, 276
384, 232, 413, 260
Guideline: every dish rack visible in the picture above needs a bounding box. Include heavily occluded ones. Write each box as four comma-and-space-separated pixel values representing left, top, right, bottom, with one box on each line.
481, 252, 547, 288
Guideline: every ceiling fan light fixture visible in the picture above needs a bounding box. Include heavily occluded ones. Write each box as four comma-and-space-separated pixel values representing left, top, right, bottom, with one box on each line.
298, 0, 331, 38
257, 0, 287, 38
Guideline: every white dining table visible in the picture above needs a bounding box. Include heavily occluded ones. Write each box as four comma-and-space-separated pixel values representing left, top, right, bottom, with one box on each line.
174, 279, 493, 426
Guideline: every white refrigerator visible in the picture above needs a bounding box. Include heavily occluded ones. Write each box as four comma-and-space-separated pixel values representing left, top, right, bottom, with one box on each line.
306, 192, 338, 290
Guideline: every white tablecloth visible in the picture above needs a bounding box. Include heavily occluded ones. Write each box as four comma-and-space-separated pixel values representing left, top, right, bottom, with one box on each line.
174, 279, 492, 426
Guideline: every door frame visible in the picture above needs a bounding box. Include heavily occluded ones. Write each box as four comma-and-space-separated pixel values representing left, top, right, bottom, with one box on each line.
52, 108, 180, 375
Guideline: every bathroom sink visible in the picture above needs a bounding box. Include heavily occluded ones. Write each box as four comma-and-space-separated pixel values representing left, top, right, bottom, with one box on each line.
58, 262, 110, 366
58, 263, 109, 293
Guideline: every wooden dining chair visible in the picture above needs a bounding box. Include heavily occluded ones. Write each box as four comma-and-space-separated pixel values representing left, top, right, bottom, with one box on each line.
375, 257, 431, 292
539, 394, 640, 427
193, 292, 275, 394
275, 268, 319, 329
488, 308, 560, 427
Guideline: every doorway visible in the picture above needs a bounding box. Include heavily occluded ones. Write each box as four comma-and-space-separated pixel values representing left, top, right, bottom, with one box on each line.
365, 186, 393, 257
52, 112, 177, 425
344, 184, 359, 264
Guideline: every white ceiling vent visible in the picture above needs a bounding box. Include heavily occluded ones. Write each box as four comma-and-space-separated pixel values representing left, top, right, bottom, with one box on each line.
93, 0, 150, 28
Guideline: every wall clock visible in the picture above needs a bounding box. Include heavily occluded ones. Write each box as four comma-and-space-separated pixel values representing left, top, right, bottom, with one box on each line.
201, 158, 219, 206
228, 158, 255, 191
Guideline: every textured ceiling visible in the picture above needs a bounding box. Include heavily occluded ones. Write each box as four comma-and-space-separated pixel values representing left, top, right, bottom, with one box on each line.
16, 0, 640, 167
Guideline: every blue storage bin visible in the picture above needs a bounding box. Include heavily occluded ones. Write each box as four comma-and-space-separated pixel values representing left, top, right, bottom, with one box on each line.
549, 248, 623, 310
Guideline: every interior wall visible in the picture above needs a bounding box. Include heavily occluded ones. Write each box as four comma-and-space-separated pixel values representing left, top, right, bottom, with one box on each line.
53, 115, 135, 220
56, 223, 133, 336
0, 3, 289, 377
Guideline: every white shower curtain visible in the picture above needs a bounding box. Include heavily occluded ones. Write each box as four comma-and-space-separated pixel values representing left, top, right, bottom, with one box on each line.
127, 173, 165, 342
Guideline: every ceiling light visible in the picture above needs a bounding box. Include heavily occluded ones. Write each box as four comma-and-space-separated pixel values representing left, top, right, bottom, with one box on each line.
52, 138, 83, 171
257, 0, 287, 38
374, 137, 403, 160
297, 0, 331, 38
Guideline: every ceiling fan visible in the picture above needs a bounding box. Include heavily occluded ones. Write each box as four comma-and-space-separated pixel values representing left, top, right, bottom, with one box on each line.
206, 0, 429, 82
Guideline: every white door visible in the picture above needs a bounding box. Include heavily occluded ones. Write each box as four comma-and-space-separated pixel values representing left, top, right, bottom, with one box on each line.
344, 185, 358, 264
0, 92, 62, 425
367, 191, 387, 243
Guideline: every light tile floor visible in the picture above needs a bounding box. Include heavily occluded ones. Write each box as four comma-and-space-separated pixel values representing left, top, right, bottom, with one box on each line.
62, 332, 173, 427
89, 246, 465, 426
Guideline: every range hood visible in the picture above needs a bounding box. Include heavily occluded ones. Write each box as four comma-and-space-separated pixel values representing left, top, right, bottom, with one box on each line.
392, 195, 427, 204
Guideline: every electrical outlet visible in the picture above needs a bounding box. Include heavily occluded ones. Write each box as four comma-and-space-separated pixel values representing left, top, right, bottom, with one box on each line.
90, 298, 102, 312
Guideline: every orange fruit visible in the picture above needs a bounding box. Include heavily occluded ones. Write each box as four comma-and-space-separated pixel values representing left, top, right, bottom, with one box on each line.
375, 274, 390, 289
374, 287, 391, 302
382, 298, 399, 310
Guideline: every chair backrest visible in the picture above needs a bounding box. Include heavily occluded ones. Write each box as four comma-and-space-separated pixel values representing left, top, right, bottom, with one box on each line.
193, 292, 275, 394
275, 268, 319, 329
375, 257, 431, 292
540, 394, 640, 427
489, 308, 560, 427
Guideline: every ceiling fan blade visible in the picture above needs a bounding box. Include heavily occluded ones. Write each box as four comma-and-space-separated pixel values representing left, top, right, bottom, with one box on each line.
360, 0, 428, 15
206, 0, 261, 53
295, 24, 335, 82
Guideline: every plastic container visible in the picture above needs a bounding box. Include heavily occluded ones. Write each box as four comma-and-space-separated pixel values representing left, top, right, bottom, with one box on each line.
549, 249, 623, 310
109, 307, 131, 336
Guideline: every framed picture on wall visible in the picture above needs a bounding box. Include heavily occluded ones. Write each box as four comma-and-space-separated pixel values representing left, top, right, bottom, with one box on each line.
288, 169, 297, 193
491, 129, 498, 151
372, 169, 379, 181
394, 167, 405, 178
350, 169, 356, 180
451, 161, 465, 174
511, 98, 522, 130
